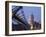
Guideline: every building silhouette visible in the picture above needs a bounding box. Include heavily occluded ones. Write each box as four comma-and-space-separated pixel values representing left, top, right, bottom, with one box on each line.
28, 14, 34, 30
28, 14, 41, 30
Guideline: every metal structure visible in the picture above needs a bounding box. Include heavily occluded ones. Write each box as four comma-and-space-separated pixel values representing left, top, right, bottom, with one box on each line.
12, 6, 30, 30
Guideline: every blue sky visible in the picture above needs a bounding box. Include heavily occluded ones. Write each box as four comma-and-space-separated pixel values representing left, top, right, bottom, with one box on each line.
23, 6, 41, 23
12, 6, 41, 23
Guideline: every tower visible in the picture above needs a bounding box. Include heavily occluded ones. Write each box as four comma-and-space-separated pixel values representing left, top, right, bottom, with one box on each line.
28, 14, 34, 30
30, 14, 34, 24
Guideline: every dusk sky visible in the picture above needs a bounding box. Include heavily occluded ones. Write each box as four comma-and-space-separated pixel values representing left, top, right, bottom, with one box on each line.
12, 6, 41, 23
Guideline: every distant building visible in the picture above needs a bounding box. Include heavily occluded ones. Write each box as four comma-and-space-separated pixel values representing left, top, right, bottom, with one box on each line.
28, 14, 41, 30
